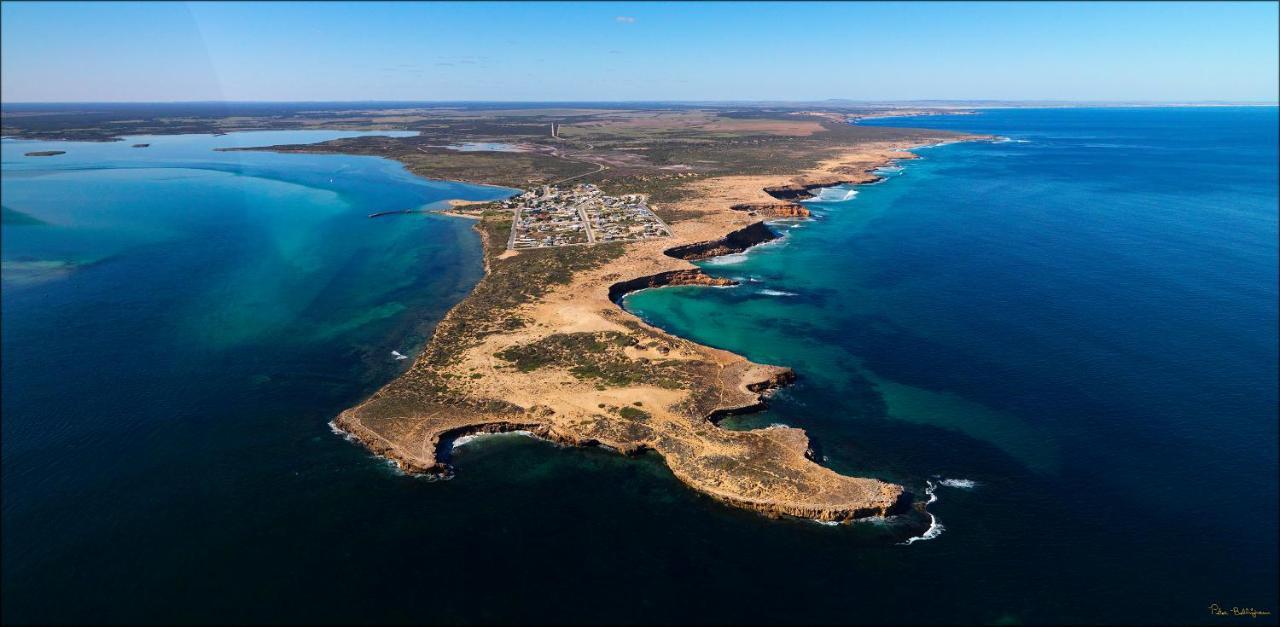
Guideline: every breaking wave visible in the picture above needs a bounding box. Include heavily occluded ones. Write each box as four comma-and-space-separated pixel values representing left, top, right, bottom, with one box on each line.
701, 253, 749, 266
808, 186, 859, 202
328, 420, 356, 442
452, 429, 536, 450
900, 480, 944, 545
899, 477, 978, 545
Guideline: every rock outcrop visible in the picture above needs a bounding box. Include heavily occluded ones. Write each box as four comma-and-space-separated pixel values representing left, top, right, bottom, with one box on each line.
763, 175, 882, 201
664, 221, 778, 261
608, 269, 737, 303
730, 202, 811, 218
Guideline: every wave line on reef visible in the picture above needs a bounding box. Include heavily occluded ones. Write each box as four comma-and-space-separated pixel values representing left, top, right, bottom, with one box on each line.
899, 477, 978, 545
900, 480, 944, 545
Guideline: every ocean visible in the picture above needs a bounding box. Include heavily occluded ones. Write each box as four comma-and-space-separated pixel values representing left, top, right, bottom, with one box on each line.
3, 109, 1277, 623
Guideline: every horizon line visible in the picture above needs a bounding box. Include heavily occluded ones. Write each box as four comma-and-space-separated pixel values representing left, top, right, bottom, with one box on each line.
3, 99, 1278, 106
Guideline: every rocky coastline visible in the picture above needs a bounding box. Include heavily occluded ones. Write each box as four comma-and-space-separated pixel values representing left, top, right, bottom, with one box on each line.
331, 138, 983, 525
607, 269, 737, 304
663, 221, 779, 261
729, 202, 811, 218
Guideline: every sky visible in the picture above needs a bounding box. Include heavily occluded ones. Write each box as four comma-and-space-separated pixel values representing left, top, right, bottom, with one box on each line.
1, 1, 1277, 103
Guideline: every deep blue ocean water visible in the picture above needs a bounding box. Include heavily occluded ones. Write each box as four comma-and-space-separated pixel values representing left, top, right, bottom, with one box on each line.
2, 110, 1277, 624
625, 107, 1278, 622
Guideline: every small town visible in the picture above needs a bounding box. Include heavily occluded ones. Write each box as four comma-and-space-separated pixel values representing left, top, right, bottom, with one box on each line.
504, 184, 672, 249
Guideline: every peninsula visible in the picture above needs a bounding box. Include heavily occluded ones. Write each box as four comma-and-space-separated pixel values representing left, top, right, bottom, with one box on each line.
333, 143, 931, 522
284, 109, 985, 522
2, 103, 983, 522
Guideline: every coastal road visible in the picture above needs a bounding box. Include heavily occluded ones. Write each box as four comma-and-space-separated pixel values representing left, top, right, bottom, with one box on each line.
549, 142, 607, 185
551, 160, 606, 185
507, 206, 521, 250
643, 204, 674, 237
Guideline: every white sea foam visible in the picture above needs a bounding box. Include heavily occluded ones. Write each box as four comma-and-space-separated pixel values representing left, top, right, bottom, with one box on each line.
759, 289, 798, 297
914, 139, 964, 150
752, 236, 789, 251
451, 434, 479, 447
451, 429, 536, 450
701, 253, 749, 266
805, 186, 859, 203
328, 420, 448, 479
899, 480, 945, 545
897, 477, 977, 544
853, 515, 892, 527
328, 420, 357, 442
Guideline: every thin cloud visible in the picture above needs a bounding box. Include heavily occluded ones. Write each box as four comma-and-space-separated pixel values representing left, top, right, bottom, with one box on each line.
433, 55, 487, 67
615, 16, 636, 24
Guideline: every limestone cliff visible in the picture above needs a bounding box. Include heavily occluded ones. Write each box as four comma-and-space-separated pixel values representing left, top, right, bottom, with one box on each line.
664, 221, 778, 261
730, 202, 811, 218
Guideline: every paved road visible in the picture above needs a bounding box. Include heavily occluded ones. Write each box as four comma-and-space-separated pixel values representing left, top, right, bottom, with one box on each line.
576, 204, 596, 243
507, 206, 521, 250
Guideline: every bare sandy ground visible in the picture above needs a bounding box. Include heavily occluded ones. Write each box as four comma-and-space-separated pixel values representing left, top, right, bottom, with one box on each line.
334, 140, 961, 522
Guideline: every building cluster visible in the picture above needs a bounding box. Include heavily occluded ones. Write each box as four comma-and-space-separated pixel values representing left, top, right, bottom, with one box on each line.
506, 184, 671, 250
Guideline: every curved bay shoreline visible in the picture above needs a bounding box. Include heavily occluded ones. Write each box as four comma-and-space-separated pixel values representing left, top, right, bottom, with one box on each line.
330, 133, 991, 526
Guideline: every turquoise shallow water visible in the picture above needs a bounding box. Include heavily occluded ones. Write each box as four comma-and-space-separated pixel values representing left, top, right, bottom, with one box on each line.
625, 107, 1278, 620
2, 110, 1277, 624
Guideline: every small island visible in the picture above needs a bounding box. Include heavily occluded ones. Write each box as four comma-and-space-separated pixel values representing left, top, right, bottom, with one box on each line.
24, 150, 65, 157
131, 143, 150, 148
